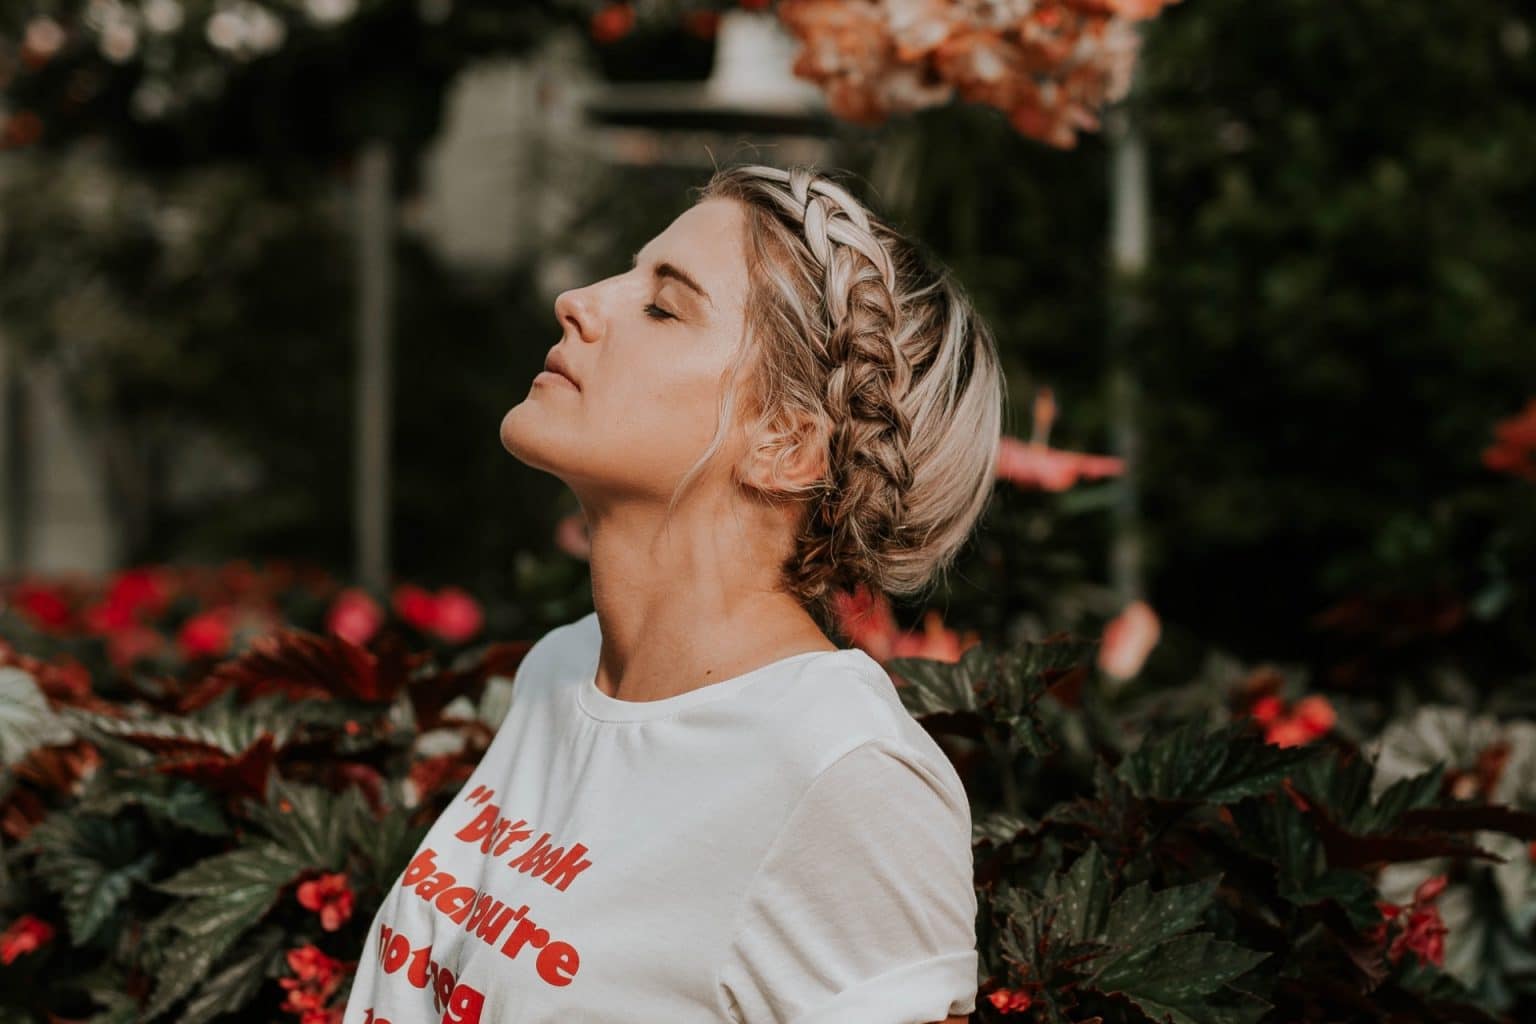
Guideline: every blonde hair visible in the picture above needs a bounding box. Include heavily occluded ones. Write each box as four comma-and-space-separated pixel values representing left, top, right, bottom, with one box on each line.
666, 163, 1006, 636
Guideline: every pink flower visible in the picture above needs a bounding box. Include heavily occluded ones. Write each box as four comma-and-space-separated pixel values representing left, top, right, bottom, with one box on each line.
325, 588, 384, 647
0, 915, 54, 965
995, 434, 1127, 491
554, 512, 591, 560
831, 585, 978, 667
432, 587, 484, 643
1097, 599, 1160, 680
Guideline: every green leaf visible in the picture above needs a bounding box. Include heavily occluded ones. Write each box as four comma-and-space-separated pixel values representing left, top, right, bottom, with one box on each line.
1048, 844, 1113, 939
1100, 874, 1222, 954
78, 779, 230, 837
143, 923, 247, 1022
244, 779, 366, 870
1291, 751, 1445, 835
1117, 719, 1316, 804
27, 814, 156, 945
175, 926, 286, 1024
973, 810, 1039, 847
891, 637, 1091, 757
155, 843, 306, 897
0, 665, 71, 766
1097, 931, 1271, 1024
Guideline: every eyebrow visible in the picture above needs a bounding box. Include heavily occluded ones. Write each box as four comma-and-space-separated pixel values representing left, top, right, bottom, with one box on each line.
631, 249, 712, 308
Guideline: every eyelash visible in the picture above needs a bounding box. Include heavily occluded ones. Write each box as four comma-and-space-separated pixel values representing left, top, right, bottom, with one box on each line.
643, 303, 675, 321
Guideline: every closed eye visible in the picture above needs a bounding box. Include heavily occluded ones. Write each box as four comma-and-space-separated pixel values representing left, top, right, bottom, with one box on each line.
643, 303, 676, 321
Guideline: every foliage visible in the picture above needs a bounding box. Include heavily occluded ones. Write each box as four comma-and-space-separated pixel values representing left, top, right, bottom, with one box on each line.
0, 586, 527, 1023
3, 571, 1535, 1021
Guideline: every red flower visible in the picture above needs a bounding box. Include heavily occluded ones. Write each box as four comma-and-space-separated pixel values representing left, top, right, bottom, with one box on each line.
391, 583, 440, 632
177, 607, 235, 659
279, 945, 346, 1015
11, 582, 72, 631
1245, 693, 1336, 747
0, 915, 55, 965
390, 584, 483, 643
987, 986, 1034, 1013
105, 567, 170, 618
296, 873, 355, 932
684, 10, 721, 37
1483, 398, 1536, 482
1367, 873, 1450, 968
590, 3, 635, 44
325, 588, 384, 647
103, 625, 165, 670
1248, 694, 1285, 726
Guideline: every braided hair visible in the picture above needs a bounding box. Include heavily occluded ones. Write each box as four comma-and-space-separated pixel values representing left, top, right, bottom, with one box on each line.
670, 164, 1006, 638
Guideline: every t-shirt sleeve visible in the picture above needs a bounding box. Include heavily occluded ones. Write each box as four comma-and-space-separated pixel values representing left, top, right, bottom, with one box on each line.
714, 739, 979, 1024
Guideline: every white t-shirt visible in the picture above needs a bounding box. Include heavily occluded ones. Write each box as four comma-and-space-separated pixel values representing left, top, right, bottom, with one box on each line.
342, 611, 978, 1024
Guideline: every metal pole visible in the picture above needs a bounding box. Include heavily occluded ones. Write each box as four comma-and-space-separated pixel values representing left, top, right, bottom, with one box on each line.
1105, 74, 1150, 606
354, 138, 395, 592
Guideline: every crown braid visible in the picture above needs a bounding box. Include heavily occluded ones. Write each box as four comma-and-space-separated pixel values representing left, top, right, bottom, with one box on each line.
690, 164, 1006, 637
775, 168, 918, 606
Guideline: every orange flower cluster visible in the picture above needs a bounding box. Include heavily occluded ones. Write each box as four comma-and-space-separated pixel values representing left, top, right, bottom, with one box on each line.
297, 872, 356, 932
832, 582, 979, 664
987, 986, 1035, 1013
1484, 397, 1536, 482
278, 945, 348, 1022
1248, 693, 1336, 748
777, 0, 1181, 148
1366, 874, 1449, 968
0, 914, 54, 965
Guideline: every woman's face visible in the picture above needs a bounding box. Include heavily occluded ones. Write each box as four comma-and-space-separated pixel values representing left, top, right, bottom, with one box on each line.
500, 198, 753, 507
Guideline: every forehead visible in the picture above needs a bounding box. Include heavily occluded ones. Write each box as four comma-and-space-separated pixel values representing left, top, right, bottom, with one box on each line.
644, 199, 747, 306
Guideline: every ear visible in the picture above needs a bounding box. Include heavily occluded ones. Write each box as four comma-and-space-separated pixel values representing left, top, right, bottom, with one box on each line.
738, 405, 828, 494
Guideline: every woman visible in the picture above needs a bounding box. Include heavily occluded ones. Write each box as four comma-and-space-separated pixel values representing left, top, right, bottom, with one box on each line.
342, 164, 1004, 1023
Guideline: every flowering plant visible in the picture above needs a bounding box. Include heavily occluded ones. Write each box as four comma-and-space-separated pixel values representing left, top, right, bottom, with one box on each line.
3, 563, 1535, 1021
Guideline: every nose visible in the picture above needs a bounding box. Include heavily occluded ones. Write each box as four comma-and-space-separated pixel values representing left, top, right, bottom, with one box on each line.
554, 286, 602, 343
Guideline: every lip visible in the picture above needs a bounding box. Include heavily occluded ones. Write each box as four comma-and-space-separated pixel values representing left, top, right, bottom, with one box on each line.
542, 350, 580, 389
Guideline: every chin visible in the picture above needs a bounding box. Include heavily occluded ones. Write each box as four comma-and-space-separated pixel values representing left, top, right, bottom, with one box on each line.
499, 401, 562, 468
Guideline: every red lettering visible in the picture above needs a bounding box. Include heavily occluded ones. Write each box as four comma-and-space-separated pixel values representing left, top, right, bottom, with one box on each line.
492, 819, 533, 856
506, 833, 563, 877
417, 870, 454, 900
473, 900, 514, 944
542, 843, 593, 891
442, 983, 485, 1024
382, 932, 409, 974
537, 941, 580, 986
434, 964, 456, 1011
407, 945, 433, 989
436, 885, 477, 923
454, 805, 498, 846
500, 916, 549, 961
402, 848, 438, 887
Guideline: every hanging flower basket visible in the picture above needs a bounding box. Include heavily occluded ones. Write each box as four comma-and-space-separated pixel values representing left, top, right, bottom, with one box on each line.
588, 6, 719, 83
